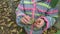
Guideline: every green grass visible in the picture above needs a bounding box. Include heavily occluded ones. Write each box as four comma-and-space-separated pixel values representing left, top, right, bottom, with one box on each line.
55, 30, 60, 34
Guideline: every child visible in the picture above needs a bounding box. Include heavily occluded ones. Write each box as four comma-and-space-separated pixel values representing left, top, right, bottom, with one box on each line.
15, 0, 58, 34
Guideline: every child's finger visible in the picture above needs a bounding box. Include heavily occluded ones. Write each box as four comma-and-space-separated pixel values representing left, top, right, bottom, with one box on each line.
22, 18, 29, 24
34, 23, 39, 26
24, 15, 31, 21
34, 20, 44, 28
36, 18, 41, 21
36, 23, 44, 28
37, 19, 44, 25
40, 20, 44, 26
23, 18, 29, 24
36, 18, 41, 23
35, 20, 41, 25
35, 25, 41, 28
37, 21, 44, 28
36, 18, 44, 23
21, 17, 27, 24
21, 19, 26, 24
40, 19, 44, 23
36, 22, 40, 25
27, 15, 31, 18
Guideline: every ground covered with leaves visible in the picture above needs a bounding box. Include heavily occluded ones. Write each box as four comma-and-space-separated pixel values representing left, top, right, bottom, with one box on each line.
0, 0, 59, 34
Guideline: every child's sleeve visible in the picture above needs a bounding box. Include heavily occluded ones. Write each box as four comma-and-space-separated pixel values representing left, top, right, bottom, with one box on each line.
41, 8, 58, 30
15, 0, 26, 27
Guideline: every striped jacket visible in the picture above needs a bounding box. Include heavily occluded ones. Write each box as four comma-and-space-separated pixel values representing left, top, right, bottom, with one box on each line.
15, 0, 58, 34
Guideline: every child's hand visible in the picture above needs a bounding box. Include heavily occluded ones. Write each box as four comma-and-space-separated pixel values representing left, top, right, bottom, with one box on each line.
21, 15, 31, 24
34, 18, 44, 29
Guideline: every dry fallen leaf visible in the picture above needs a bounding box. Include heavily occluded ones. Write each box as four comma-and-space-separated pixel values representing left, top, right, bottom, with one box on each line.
19, 28, 23, 32
0, 22, 6, 26
7, 22, 14, 27
7, 18, 11, 22
1, 27, 3, 30
11, 29, 17, 32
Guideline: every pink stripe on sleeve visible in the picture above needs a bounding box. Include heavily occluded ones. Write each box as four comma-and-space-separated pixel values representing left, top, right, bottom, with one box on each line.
46, 9, 58, 14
